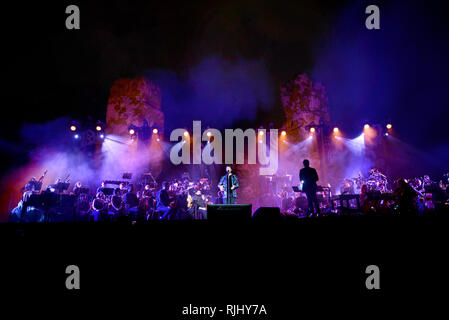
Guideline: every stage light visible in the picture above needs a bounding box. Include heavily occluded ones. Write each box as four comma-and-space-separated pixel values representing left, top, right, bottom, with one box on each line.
309, 127, 315, 133
153, 128, 158, 134
156, 138, 160, 142
70, 125, 77, 132
281, 130, 287, 136
259, 131, 264, 136
129, 129, 135, 135
100, 134, 104, 139
386, 124, 392, 129
206, 131, 212, 137
364, 124, 370, 130
184, 131, 189, 137
74, 134, 79, 139
385, 133, 389, 136
333, 127, 339, 133
96, 125, 102, 131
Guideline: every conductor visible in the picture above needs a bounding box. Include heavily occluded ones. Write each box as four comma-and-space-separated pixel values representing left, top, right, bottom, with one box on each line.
299, 159, 320, 217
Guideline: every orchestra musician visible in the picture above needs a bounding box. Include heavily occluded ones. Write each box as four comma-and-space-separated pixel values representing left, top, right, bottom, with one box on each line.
109, 188, 125, 218
97, 181, 106, 194
393, 179, 418, 215
157, 182, 173, 219
118, 182, 127, 196
72, 181, 83, 196
91, 192, 107, 221
191, 189, 207, 219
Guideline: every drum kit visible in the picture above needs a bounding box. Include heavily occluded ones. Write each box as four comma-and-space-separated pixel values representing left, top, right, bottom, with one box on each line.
339, 168, 390, 195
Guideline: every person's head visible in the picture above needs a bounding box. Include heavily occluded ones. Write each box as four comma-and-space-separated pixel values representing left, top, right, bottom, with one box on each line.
127, 184, 133, 193
55, 178, 61, 184
75, 181, 82, 188
225, 165, 232, 173
96, 192, 105, 199
114, 188, 121, 196
360, 184, 368, 194
163, 181, 169, 190
119, 183, 125, 190
145, 184, 150, 191
397, 178, 407, 188
303, 159, 310, 168
25, 183, 33, 192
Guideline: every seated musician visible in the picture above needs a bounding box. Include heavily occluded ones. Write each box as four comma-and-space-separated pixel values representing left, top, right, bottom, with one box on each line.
393, 179, 418, 215
118, 182, 127, 196
110, 188, 124, 217
156, 182, 173, 219
359, 184, 371, 213
73, 181, 82, 196
191, 189, 207, 220
91, 192, 107, 221
97, 181, 106, 194
174, 187, 188, 220
123, 184, 139, 216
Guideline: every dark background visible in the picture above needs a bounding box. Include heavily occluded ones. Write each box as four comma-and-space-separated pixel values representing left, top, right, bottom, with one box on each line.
1, 0, 448, 177
1, 1, 448, 311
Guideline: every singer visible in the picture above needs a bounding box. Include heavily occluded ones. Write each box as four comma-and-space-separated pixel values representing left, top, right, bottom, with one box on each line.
218, 165, 239, 204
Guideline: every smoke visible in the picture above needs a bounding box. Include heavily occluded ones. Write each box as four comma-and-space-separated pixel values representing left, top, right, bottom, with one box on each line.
146, 56, 275, 132
310, 0, 449, 180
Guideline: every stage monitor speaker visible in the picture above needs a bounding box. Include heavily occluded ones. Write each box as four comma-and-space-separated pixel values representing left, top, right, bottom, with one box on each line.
207, 204, 252, 221
252, 207, 283, 222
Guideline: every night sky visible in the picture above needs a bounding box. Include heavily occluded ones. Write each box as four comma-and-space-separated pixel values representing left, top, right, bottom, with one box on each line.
1, 0, 448, 175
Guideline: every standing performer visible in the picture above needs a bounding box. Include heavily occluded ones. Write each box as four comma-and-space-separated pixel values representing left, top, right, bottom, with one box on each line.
218, 165, 239, 204
299, 159, 320, 217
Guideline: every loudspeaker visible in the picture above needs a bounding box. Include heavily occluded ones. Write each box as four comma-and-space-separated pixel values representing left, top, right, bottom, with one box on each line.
252, 207, 283, 221
207, 204, 252, 221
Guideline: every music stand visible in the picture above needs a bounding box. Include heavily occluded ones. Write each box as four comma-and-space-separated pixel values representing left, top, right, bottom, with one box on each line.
78, 187, 90, 194
55, 182, 70, 193
123, 172, 133, 180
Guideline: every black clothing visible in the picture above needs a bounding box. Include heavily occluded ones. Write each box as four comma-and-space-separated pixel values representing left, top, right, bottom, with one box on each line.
123, 192, 139, 208
218, 173, 239, 204
156, 189, 171, 208
299, 166, 320, 214
299, 167, 319, 192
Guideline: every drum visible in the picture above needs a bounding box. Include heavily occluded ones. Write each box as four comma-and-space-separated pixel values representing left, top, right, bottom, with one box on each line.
340, 179, 355, 194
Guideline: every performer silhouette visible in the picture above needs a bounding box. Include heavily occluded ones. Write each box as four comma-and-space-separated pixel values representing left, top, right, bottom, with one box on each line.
218, 165, 239, 204
299, 159, 320, 216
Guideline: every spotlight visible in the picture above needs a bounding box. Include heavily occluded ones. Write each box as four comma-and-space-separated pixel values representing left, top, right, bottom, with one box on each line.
156, 138, 160, 142
70, 125, 77, 132
333, 127, 339, 133
385, 133, 389, 136
129, 129, 135, 135
310, 127, 315, 133
96, 125, 102, 131
99, 134, 104, 139
74, 134, 79, 139
153, 128, 158, 134
386, 124, 392, 129
259, 140, 263, 143
206, 131, 212, 137
281, 130, 287, 136
364, 124, 370, 130
184, 131, 189, 137
259, 131, 264, 136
